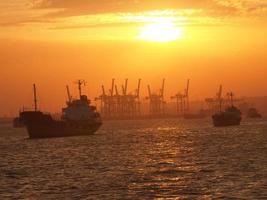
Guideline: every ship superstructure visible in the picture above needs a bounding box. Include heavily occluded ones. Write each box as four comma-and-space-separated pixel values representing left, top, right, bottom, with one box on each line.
212, 87, 242, 127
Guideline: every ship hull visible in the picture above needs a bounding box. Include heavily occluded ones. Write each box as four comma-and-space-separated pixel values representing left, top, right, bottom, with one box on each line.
21, 111, 102, 139
212, 106, 242, 127
212, 115, 241, 127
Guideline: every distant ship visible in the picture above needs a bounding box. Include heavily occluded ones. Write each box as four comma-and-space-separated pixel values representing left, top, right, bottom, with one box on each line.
212, 106, 242, 127
20, 80, 102, 139
212, 88, 242, 127
247, 108, 262, 118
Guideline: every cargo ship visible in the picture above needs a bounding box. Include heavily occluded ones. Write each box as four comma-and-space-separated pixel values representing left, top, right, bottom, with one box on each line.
247, 108, 262, 118
212, 89, 241, 127
20, 80, 102, 139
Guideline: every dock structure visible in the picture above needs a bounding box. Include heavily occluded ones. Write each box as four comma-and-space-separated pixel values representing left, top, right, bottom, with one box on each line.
145, 79, 166, 117
171, 79, 190, 115
205, 85, 243, 113
205, 85, 224, 113
95, 79, 141, 119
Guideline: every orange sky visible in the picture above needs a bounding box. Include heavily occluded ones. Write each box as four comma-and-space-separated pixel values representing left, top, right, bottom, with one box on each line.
0, 0, 267, 116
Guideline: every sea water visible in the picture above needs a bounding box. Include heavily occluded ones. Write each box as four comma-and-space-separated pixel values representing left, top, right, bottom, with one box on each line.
0, 118, 267, 199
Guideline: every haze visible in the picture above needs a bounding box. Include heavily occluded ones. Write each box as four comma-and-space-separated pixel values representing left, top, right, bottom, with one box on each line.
1, 0, 267, 115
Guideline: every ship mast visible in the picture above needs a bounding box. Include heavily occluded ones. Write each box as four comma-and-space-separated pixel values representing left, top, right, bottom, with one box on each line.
218, 85, 223, 112
33, 84, 38, 111
76, 79, 86, 99
229, 92, 234, 107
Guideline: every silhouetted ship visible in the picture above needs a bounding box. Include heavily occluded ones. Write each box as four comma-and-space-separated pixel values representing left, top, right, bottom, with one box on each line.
212, 90, 242, 127
212, 106, 241, 127
247, 108, 262, 118
21, 81, 102, 139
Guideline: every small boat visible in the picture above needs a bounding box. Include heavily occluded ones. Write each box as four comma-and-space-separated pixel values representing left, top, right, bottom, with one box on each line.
247, 108, 262, 118
20, 81, 102, 139
212, 89, 242, 127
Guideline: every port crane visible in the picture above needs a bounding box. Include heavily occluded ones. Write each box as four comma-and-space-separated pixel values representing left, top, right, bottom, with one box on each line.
95, 79, 141, 119
205, 85, 243, 113
171, 79, 190, 115
146, 79, 166, 116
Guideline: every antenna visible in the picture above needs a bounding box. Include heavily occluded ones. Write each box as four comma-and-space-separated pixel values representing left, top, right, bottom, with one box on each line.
33, 84, 38, 111
66, 85, 72, 102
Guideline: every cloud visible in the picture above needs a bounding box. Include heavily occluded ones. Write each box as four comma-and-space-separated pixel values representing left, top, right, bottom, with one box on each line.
33, 0, 223, 16
1, 0, 267, 28
215, 0, 267, 15
33, 0, 267, 17
35, 0, 210, 10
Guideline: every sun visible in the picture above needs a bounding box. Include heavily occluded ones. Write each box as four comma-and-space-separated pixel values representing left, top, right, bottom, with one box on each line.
138, 20, 183, 42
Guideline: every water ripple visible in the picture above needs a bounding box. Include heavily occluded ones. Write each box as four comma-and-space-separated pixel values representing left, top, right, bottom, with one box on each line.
0, 118, 267, 199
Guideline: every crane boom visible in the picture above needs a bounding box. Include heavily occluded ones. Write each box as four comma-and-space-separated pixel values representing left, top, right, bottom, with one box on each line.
115, 85, 119, 96
185, 79, 190, 96
124, 79, 128, 96
136, 79, 141, 98
161, 79, 165, 97
110, 78, 115, 96
147, 85, 151, 98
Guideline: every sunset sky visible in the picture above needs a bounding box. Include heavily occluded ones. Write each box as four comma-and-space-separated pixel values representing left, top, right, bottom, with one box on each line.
1, 0, 267, 115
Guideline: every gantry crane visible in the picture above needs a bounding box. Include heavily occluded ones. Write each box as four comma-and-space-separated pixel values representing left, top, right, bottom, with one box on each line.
146, 79, 166, 116
96, 79, 142, 119
171, 79, 190, 115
